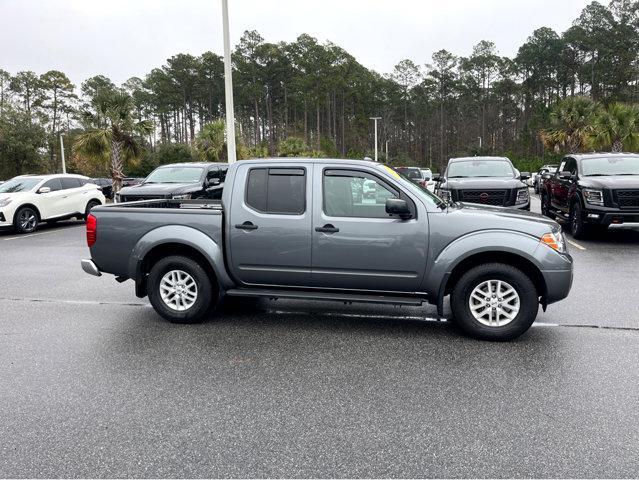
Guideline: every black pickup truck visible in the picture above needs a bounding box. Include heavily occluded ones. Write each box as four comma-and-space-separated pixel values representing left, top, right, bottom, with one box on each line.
541, 153, 639, 238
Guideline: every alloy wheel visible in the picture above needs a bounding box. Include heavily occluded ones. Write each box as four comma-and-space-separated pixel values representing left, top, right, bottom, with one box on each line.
159, 269, 198, 312
468, 279, 520, 327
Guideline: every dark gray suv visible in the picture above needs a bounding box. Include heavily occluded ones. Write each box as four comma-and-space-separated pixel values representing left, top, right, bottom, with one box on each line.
435, 156, 530, 210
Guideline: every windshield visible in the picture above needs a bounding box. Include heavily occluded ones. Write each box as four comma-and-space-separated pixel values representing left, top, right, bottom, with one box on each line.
395, 167, 422, 179
378, 165, 445, 208
144, 167, 204, 184
0, 177, 41, 193
581, 157, 639, 176
447, 160, 514, 178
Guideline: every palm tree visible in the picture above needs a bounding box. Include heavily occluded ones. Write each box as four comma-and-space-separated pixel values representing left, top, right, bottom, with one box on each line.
591, 102, 639, 152
540, 96, 599, 153
74, 89, 152, 192
195, 120, 226, 161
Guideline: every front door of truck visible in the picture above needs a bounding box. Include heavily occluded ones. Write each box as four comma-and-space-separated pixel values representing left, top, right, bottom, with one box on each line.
310, 165, 428, 292
228, 163, 312, 287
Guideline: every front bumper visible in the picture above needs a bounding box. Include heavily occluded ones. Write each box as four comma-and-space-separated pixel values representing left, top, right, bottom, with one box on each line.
542, 267, 573, 304
81, 259, 102, 277
0, 211, 12, 229
582, 206, 639, 226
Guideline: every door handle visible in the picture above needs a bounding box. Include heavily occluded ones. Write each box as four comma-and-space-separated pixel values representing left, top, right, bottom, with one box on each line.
235, 221, 258, 230
315, 224, 339, 233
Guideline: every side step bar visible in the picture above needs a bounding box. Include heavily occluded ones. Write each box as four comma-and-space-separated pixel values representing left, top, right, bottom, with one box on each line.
225, 288, 427, 306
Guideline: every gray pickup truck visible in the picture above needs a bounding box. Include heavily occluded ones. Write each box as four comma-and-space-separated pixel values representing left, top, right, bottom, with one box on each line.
81, 158, 573, 340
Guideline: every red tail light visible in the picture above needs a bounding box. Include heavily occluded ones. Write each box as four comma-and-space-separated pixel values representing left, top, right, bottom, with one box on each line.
86, 214, 97, 247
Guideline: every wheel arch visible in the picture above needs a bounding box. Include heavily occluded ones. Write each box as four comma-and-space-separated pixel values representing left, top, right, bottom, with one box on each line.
13, 203, 42, 222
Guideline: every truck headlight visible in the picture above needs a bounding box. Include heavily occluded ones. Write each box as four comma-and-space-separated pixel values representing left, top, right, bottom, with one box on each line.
583, 188, 603, 206
0, 198, 12, 208
540, 230, 566, 253
515, 187, 529, 205
438, 189, 451, 202
172, 194, 192, 200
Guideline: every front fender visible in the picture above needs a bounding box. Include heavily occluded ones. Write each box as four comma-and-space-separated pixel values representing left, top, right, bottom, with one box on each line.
128, 225, 234, 290
422, 229, 545, 312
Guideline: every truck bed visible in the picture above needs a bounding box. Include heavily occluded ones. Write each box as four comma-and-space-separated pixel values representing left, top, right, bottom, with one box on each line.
89, 199, 224, 278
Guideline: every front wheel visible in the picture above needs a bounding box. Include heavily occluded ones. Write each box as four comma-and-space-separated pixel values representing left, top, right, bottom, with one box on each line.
450, 263, 539, 341
570, 202, 589, 240
147, 255, 216, 324
14, 206, 39, 234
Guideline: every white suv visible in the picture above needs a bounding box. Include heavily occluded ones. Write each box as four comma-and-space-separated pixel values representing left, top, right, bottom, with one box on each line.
0, 174, 105, 234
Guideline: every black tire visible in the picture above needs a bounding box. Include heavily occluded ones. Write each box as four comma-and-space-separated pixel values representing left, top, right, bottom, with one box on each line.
13, 206, 39, 234
84, 200, 101, 220
450, 263, 539, 341
569, 201, 589, 240
147, 255, 217, 324
534, 184, 539, 194
540, 193, 553, 218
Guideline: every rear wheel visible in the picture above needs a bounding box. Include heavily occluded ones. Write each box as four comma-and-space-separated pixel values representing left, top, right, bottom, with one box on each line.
540, 193, 553, 218
147, 255, 216, 324
450, 263, 538, 341
84, 200, 101, 220
13, 206, 39, 234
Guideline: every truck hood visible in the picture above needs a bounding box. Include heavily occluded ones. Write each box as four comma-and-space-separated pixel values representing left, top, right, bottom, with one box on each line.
442, 177, 526, 190
437, 201, 559, 238
119, 182, 200, 196
579, 175, 639, 189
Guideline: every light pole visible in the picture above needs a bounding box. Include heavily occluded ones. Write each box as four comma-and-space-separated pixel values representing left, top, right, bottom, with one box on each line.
370, 117, 381, 162
59, 133, 67, 174
221, 0, 237, 164
478, 136, 482, 149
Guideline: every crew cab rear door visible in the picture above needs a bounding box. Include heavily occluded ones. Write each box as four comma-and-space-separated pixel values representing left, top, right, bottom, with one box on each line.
227, 162, 313, 287
310, 164, 428, 292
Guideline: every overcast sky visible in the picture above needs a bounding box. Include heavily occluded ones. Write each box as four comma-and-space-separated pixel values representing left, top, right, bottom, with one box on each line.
1, 0, 592, 87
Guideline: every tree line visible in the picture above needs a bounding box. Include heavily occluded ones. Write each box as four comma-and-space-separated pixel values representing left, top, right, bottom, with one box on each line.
2, 0, 639, 185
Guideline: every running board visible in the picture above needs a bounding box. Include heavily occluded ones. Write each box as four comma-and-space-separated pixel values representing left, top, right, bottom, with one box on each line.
225, 288, 426, 306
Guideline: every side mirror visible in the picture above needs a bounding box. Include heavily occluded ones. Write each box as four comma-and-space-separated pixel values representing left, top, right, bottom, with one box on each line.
37, 187, 51, 194
520, 172, 530, 180
386, 198, 412, 219
207, 178, 221, 187
559, 171, 572, 179
424, 176, 431, 182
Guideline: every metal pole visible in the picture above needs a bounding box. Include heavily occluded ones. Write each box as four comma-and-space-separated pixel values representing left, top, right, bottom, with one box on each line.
385, 140, 388, 163
478, 136, 482, 149
59, 133, 66, 174
370, 117, 381, 162
221, 0, 237, 164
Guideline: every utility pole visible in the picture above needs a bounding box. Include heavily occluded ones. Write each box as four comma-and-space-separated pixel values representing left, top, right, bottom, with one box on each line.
385, 140, 388, 163
221, 0, 237, 164
369, 117, 381, 162
478, 136, 482, 150
59, 133, 66, 174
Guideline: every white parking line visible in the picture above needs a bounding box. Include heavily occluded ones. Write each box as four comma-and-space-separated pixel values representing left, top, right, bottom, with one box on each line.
566, 239, 587, 251
2, 225, 83, 242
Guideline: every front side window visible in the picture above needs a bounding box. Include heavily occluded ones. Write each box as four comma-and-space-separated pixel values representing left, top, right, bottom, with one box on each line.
42, 179, 62, 191
245, 167, 305, 214
324, 170, 397, 218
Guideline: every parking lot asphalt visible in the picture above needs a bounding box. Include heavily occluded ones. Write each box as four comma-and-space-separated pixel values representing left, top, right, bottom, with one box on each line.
1, 199, 639, 477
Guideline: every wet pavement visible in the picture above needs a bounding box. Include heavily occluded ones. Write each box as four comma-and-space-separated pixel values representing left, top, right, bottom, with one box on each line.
1, 201, 638, 477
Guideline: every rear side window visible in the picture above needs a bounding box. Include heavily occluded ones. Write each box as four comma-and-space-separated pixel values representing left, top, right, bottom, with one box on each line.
245, 167, 306, 214
61, 177, 82, 189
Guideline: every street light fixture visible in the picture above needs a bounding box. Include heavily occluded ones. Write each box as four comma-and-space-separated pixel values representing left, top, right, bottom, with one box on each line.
221, 0, 237, 164
369, 117, 381, 162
